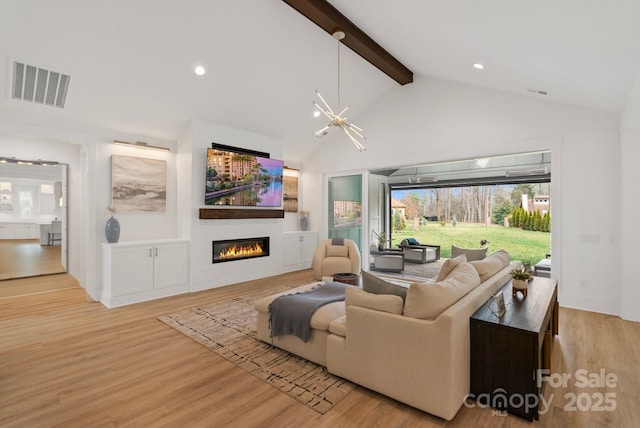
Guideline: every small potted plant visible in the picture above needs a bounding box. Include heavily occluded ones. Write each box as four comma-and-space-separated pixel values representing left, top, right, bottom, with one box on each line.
372, 230, 389, 251
510, 266, 533, 297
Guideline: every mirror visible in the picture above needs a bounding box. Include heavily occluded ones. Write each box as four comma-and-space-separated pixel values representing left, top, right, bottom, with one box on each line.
0, 159, 67, 280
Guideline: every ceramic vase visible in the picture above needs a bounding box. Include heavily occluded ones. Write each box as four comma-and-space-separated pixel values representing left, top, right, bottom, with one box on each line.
512, 279, 528, 297
105, 216, 121, 243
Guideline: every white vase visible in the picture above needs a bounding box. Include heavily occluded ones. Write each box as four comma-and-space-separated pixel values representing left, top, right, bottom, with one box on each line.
512, 279, 528, 297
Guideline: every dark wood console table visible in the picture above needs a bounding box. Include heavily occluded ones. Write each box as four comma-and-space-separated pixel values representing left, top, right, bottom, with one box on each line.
470, 277, 559, 421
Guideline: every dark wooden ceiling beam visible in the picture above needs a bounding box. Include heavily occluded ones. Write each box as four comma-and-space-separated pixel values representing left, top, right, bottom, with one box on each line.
283, 0, 413, 85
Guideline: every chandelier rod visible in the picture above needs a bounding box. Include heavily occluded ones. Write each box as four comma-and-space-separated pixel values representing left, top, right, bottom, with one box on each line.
334, 29, 344, 110
337, 35, 341, 110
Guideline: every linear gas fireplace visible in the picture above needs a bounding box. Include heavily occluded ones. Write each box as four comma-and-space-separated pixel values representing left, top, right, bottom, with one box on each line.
212, 237, 270, 263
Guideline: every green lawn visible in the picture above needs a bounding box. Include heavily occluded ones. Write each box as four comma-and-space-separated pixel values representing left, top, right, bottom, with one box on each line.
390, 222, 550, 267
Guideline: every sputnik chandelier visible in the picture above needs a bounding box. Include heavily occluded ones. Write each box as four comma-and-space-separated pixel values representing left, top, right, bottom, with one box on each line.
313, 30, 366, 152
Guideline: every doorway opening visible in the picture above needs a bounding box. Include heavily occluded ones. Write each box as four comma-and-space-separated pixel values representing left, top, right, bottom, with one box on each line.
370, 150, 552, 268
0, 160, 68, 282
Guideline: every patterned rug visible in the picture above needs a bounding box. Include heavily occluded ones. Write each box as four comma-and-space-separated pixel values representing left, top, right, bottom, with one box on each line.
158, 285, 355, 414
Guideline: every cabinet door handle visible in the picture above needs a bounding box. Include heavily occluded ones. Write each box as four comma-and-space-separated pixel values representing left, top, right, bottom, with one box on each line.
149, 248, 153, 257
155, 248, 158, 257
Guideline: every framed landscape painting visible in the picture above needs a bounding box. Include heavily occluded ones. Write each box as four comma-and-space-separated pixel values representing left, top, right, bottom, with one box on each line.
283, 174, 298, 212
111, 155, 166, 212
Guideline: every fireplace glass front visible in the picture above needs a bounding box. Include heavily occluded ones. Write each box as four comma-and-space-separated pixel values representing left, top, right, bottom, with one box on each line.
212, 237, 270, 263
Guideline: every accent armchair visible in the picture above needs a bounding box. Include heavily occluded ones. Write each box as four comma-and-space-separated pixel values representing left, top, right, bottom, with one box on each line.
369, 245, 404, 273
312, 238, 361, 280
398, 238, 440, 264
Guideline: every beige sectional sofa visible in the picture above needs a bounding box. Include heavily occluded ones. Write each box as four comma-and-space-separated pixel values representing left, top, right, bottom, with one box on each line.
255, 249, 521, 420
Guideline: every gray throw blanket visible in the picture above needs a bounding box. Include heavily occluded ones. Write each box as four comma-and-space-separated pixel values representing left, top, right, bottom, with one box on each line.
331, 237, 345, 246
268, 282, 350, 343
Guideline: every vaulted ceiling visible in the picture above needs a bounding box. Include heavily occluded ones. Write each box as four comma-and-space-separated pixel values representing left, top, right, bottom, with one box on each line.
1, 1, 640, 163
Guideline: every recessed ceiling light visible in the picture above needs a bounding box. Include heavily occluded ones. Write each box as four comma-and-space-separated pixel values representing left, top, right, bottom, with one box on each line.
194, 66, 206, 76
473, 63, 485, 70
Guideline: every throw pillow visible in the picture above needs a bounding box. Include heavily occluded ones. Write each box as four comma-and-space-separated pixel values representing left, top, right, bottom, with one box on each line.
326, 245, 348, 257
403, 262, 481, 320
470, 249, 511, 282
400, 237, 420, 246
451, 245, 488, 262
345, 288, 404, 315
435, 254, 467, 282
362, 271, 408, 301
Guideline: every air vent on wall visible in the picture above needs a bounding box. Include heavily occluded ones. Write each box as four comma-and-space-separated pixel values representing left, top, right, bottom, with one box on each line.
10, 60, 70, 108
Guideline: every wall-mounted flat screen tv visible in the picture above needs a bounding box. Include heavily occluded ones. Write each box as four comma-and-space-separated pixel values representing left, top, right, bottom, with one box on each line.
205, 148, 284, 207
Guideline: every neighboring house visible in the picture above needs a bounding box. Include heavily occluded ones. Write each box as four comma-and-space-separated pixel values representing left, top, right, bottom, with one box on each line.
391, 198, 406, 218
522, 194, 550, 214
533, 195, 550, 214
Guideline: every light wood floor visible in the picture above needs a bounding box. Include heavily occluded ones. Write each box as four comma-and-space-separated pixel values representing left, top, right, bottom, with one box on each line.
0, 273, 79, 299
1, 270, 638, 427
0, 239, 65, 281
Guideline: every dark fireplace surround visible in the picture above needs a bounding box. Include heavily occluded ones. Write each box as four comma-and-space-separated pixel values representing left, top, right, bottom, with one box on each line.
212, 237, 270, 263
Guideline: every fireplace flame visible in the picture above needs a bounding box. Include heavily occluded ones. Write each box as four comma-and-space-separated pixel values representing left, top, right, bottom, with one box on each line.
219, 242, 264, 259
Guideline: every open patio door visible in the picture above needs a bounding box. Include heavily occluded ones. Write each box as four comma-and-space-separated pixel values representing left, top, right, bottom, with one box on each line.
327, 174, 363, 252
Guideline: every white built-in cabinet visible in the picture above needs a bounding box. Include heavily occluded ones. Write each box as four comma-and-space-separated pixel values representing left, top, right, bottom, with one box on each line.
0, 223, 39, 239
101, 239, 190, 308
283, 231, 318, 272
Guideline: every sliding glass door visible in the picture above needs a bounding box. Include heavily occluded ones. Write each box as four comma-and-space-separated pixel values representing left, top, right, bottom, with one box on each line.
327, 174, 362, 250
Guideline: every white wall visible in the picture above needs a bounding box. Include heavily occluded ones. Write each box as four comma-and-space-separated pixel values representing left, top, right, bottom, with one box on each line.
0, 115, 178, 301
0, 116, 299, 300
619, 74, 640, 322
620, 129, 640, 322
181, 120, 287, 292
302, 76, 623, 317
89, 133, 178, 301
95, 142, 177, 242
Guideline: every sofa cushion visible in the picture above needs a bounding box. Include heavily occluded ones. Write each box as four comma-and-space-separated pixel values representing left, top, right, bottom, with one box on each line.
329, 315, 347, 337
362, 271, 408, 301
435, 254, 467, 282
451, 245, 487, 262
254, 283, 345, 332
310, 301, 347, 330
326, 245, 349, 258
255, 283, 318, 313
403, 262, 481, 320
470, 249, 511, 282
345, 287, 404, 315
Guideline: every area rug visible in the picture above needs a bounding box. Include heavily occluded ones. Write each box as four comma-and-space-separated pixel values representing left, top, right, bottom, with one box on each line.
158, 285, 355, 414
